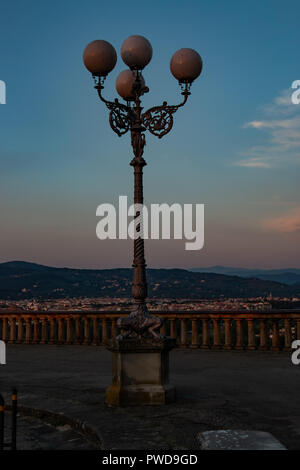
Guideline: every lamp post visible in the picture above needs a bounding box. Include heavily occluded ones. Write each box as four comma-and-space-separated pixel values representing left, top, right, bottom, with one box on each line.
83, 35, 202, 340
84, 35, 202, 406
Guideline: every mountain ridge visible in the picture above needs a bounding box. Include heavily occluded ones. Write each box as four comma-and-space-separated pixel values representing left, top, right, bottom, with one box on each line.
0, 260, 300, 300
190, 266, 300, 285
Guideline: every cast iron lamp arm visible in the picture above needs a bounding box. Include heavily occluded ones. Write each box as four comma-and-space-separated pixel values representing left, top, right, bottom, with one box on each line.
142, 87, 191, 139
95, 80, 132, 137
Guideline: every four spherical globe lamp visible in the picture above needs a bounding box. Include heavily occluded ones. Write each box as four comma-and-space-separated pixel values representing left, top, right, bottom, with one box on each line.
83, 35, 203, 101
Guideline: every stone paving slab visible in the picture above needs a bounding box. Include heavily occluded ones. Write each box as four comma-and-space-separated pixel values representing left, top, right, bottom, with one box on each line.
1, 345, 300, 449
198, 430, 286, 450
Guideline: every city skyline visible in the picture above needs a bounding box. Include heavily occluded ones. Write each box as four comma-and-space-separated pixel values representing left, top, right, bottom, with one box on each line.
1, 0, 300, 269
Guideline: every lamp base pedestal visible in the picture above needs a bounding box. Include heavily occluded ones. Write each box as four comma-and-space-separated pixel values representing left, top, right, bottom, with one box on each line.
105, 337, 176, 406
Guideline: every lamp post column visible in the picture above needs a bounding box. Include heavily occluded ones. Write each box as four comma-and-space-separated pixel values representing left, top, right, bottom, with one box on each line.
131, 140, 147, 307
130, 89, 148, 313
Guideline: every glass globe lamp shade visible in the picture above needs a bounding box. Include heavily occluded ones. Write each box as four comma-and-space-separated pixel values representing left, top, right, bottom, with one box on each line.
121, 35, 152, 70
170, 48, 202, 83
116, 70, 146, 101
83, 40, 117, 76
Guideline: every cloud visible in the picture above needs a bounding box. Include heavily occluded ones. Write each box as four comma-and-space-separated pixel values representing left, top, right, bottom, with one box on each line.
244, 118, 300, 130
243, 121, 269, 129
235, 85, 300, 168
264, 88, 298, 114
236, 158, 270, 168
262, 207, 300, 233
274, 93, 293, 107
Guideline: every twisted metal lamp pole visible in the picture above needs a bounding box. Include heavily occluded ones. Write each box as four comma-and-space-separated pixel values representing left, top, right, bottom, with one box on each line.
83, 35, 202, 339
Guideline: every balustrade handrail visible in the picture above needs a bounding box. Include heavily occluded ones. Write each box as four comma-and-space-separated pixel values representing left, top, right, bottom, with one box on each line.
0, 309, 299, 351
1, 308, 300, 317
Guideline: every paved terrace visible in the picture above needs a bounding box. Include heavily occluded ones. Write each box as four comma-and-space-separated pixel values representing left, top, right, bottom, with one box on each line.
1, 345, 300, 449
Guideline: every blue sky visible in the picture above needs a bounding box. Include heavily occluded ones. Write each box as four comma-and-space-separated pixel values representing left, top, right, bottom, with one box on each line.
0, 0, 300, 268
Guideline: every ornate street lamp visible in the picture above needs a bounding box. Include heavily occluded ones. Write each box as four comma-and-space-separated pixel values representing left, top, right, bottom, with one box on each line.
83, 36, 202, 340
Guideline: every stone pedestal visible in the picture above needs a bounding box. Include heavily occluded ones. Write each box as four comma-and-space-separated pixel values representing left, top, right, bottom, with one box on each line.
105, 337, 176, 406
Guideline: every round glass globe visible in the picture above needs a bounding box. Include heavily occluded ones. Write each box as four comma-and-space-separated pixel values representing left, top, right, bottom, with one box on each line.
121, 35, 152, 70
170, 48, 203, 83
116, 70, 145, 101
83, 40, 117, 76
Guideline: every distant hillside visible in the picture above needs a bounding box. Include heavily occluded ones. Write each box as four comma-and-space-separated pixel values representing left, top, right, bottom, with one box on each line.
190, 266, 300, 285
0, 261, 300, 300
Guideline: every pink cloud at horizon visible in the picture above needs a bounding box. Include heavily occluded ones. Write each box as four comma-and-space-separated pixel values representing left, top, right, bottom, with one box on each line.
262, 207, 300, 233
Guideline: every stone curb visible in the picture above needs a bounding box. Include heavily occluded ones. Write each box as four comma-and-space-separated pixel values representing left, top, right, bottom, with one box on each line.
5, 404, 102, 449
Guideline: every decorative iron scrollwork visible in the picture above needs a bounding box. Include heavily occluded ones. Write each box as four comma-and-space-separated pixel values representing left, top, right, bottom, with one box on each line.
96, 84, 132, 137
109, 106, 130, 136
142, 94, 189, 139
96, 79, 190, 139
142, 104, 174, 138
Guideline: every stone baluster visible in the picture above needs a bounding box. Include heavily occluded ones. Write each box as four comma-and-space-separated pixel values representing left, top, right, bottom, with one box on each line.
33, 317, 39, 344
17, 318, 23, 343
170, 319, 177, 340
224, 319, 232, 350
49, 317, 56, 344
191, 319, 199, 348
1, 317, 8, 342
66, 317, 72, 344
271, 319, 280, 351
247, 319, 255, 350
259, 320, 267, 350
83, 317, 90, 345
284, 319, 291, 351
212, 318, 221, 349
40, 317, 47, 344
58, 317, 64, 344
75, 317, 82, 344
235, 319, 243, 350
91, 317, 99, 345
160, 320, 167, 337
201, 319, 210, 348
101, 318, 107, 344
111, 319, 116, 341
8, 317, 16, 344
297, 319, 300, 341
180, 319, 187, 348
25, 318, 31, 344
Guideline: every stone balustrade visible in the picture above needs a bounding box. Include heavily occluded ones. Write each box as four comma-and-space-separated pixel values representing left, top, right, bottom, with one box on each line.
0, 310, 300, 350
